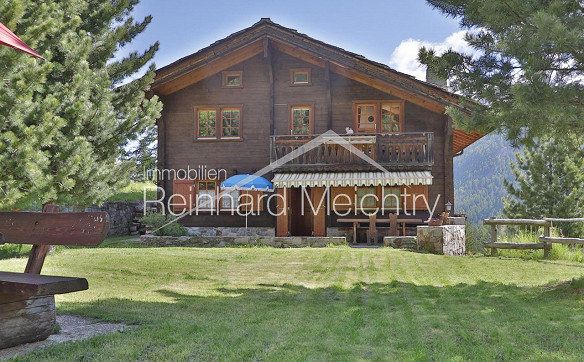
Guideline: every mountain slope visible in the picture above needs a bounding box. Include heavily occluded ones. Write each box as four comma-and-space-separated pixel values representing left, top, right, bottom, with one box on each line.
454, 133, 517, 223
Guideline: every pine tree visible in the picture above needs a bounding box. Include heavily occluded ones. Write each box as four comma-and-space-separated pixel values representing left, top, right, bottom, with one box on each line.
0, 0, 162, 209
503, 136, 584, 235
419, 0, 584, 144
125, 125, 157, 181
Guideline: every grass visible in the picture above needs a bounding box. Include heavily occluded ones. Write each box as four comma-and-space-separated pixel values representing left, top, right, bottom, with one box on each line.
2, 247, 584, 360
107, 181, 157, 202
495, 228, 584, 262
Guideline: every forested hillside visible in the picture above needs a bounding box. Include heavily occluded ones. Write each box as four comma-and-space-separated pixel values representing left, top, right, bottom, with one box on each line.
453, 134, 517, 223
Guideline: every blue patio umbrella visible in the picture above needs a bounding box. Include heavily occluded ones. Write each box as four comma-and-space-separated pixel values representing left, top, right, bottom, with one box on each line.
220, 174, 274, 192
220, 174, 273, 229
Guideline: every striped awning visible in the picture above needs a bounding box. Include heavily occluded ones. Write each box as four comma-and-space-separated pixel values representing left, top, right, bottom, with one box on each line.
272, 171, 432, 188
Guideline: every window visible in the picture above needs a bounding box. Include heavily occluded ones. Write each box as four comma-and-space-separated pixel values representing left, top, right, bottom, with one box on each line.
356, 104, 376, 132
196, 106, 242, 140
222, 71, 242, 88
220, 189, 239, 210
221, 108, 241, 138
197, 109, 216, 138
381, 187, 401, 209
381, 102, 402, 132
354, 101, 404, 133
290, 106, 312, 135
356, 187, 377, 209
290, 68, 311, 85
197, 181, 217, 210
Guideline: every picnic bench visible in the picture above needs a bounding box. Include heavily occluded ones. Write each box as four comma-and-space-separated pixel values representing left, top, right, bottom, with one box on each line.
338, 215, 425, 244
0, 209, 108, 349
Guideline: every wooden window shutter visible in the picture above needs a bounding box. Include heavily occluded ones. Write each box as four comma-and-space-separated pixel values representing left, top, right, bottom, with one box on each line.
403, 185, 429, 211
240, 191, 264, 212
172, 180, 194, 212
330, 187, 354, 210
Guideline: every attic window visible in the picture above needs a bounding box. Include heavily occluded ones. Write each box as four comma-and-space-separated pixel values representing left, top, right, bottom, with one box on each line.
222, 71, 243, 88
290, 68, 311, 85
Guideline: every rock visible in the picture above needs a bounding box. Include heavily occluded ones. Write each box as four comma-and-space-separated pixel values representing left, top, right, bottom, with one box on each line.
383, 236, 418, 251
417, 225, 466, 256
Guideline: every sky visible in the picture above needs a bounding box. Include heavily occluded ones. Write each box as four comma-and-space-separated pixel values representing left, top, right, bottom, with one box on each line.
126, 0, 471, 80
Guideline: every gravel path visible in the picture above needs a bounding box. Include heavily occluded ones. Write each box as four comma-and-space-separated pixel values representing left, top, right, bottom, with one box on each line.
0, 315, 126, 360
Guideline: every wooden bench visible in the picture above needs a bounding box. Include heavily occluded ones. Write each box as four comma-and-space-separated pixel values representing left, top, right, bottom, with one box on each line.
0, 210, 108, 349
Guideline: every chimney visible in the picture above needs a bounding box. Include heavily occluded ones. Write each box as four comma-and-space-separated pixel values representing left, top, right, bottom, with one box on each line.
425, 67, 447, 89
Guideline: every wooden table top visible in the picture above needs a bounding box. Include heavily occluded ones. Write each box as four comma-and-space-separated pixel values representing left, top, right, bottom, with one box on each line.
337, 218, 425, 224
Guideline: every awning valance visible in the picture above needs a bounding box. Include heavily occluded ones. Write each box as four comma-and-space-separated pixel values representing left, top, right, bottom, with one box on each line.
272, 171, 432, 188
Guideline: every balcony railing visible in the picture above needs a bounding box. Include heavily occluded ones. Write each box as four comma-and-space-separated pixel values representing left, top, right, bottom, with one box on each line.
270, 132, 433, 171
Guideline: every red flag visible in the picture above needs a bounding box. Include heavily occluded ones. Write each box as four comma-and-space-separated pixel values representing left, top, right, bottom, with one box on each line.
0, 22, 43, 59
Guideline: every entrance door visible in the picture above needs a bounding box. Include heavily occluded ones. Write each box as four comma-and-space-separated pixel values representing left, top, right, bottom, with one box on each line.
288, 187, 313, 236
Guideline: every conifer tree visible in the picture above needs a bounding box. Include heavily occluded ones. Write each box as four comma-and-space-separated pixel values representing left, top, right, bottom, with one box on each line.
419, 0, 584, 144
504, 136, 584, 235
0, 0, 161, 209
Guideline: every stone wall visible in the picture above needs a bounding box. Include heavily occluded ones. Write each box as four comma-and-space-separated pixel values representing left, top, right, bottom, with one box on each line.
417, 225, 466, 256
140, 235, 347, 248
186, 227, 274, 237
383, 236, 418, 251
85, 202, 138, 236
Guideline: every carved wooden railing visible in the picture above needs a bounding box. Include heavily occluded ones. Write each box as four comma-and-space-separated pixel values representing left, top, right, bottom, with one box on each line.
270, 132, 433, 171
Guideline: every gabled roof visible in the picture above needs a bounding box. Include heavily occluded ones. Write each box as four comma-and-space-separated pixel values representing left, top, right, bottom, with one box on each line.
152, 18, 482, 153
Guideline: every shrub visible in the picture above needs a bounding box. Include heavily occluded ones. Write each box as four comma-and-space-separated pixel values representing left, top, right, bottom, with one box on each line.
0, 244, 31, 260
465, 223, 488, 255
140, 212, 188, 237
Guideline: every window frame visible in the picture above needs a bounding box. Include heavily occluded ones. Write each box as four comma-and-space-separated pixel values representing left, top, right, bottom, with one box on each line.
380, 101, 405, 133
219, 189, 240, 211
195, 105, 243, 141
221, 70, 243, 88
290, 68, 312, 86
220, 107, 243, 139
195, 180, 218, 211
288, 104, 314, 135
356, 186, 378, 210
354, 103, 378, 133
195, 107, 218, 139
353, 100, 405, 133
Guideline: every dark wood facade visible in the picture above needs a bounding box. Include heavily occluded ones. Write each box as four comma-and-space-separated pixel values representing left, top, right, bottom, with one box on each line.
153, 19, 477, 230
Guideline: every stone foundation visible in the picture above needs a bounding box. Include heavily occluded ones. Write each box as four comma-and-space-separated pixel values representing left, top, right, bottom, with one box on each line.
383, 236, 418, 251
140, 235, 347, 248
417, 225, 465, 256
186, 227, 274, 237
326, 227, 347, 237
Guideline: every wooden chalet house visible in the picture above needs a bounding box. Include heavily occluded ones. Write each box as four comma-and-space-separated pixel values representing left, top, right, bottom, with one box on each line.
152, 19, 481, 239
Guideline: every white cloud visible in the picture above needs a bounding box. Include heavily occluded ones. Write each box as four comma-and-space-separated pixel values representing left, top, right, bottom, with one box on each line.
389, 31, 474, 81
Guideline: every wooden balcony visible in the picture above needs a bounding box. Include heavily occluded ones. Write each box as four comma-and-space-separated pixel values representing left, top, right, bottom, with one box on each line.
270, 132, 434, 172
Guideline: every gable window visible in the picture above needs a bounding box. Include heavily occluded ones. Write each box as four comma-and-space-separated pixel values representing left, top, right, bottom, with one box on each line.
221, 108, 241, 138
222, 71, 243, 88
290, 68, 311, 85
196, 106, 242, 140
381, 102, 402, 132
290, 105, 312, 135
355, 104, 376, 132
354, 101, 404, 133
197, 109, 217, 138
197, 181, 217, 210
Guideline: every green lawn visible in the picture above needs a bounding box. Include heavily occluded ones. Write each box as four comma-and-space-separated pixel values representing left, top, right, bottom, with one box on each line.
106, 181, 157, 202
2, 246, 584, 360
